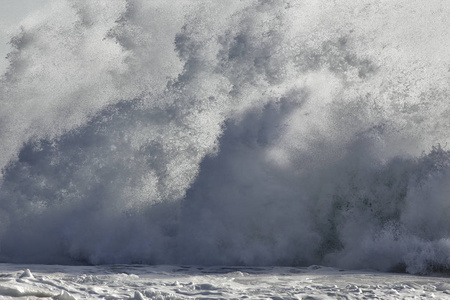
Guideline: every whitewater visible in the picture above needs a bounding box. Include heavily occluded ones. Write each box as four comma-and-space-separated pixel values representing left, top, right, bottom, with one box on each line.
0, 0, 450, 298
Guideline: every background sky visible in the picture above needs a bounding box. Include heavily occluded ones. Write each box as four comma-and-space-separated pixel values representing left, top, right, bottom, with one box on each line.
0, 0, 50, 73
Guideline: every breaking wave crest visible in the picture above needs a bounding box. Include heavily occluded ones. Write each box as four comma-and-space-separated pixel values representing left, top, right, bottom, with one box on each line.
1, 0, 450, 274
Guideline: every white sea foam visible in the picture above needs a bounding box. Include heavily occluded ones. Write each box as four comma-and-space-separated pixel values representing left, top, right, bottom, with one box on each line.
0, 264, 449, 299
0, 0, 449, 274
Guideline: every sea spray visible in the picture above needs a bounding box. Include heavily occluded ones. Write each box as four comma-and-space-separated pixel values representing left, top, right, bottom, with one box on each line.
0, 0, 449, 274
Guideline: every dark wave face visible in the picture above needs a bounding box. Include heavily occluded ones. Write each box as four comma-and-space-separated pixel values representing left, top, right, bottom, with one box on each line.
0, 0, 450, 274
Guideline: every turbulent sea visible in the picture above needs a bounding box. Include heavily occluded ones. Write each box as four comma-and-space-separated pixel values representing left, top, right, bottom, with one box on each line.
0, 0, 450, 298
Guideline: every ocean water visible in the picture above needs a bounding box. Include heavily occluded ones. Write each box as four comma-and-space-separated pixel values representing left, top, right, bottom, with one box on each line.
1, 264, 450, 299
0, 0, 449, 276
